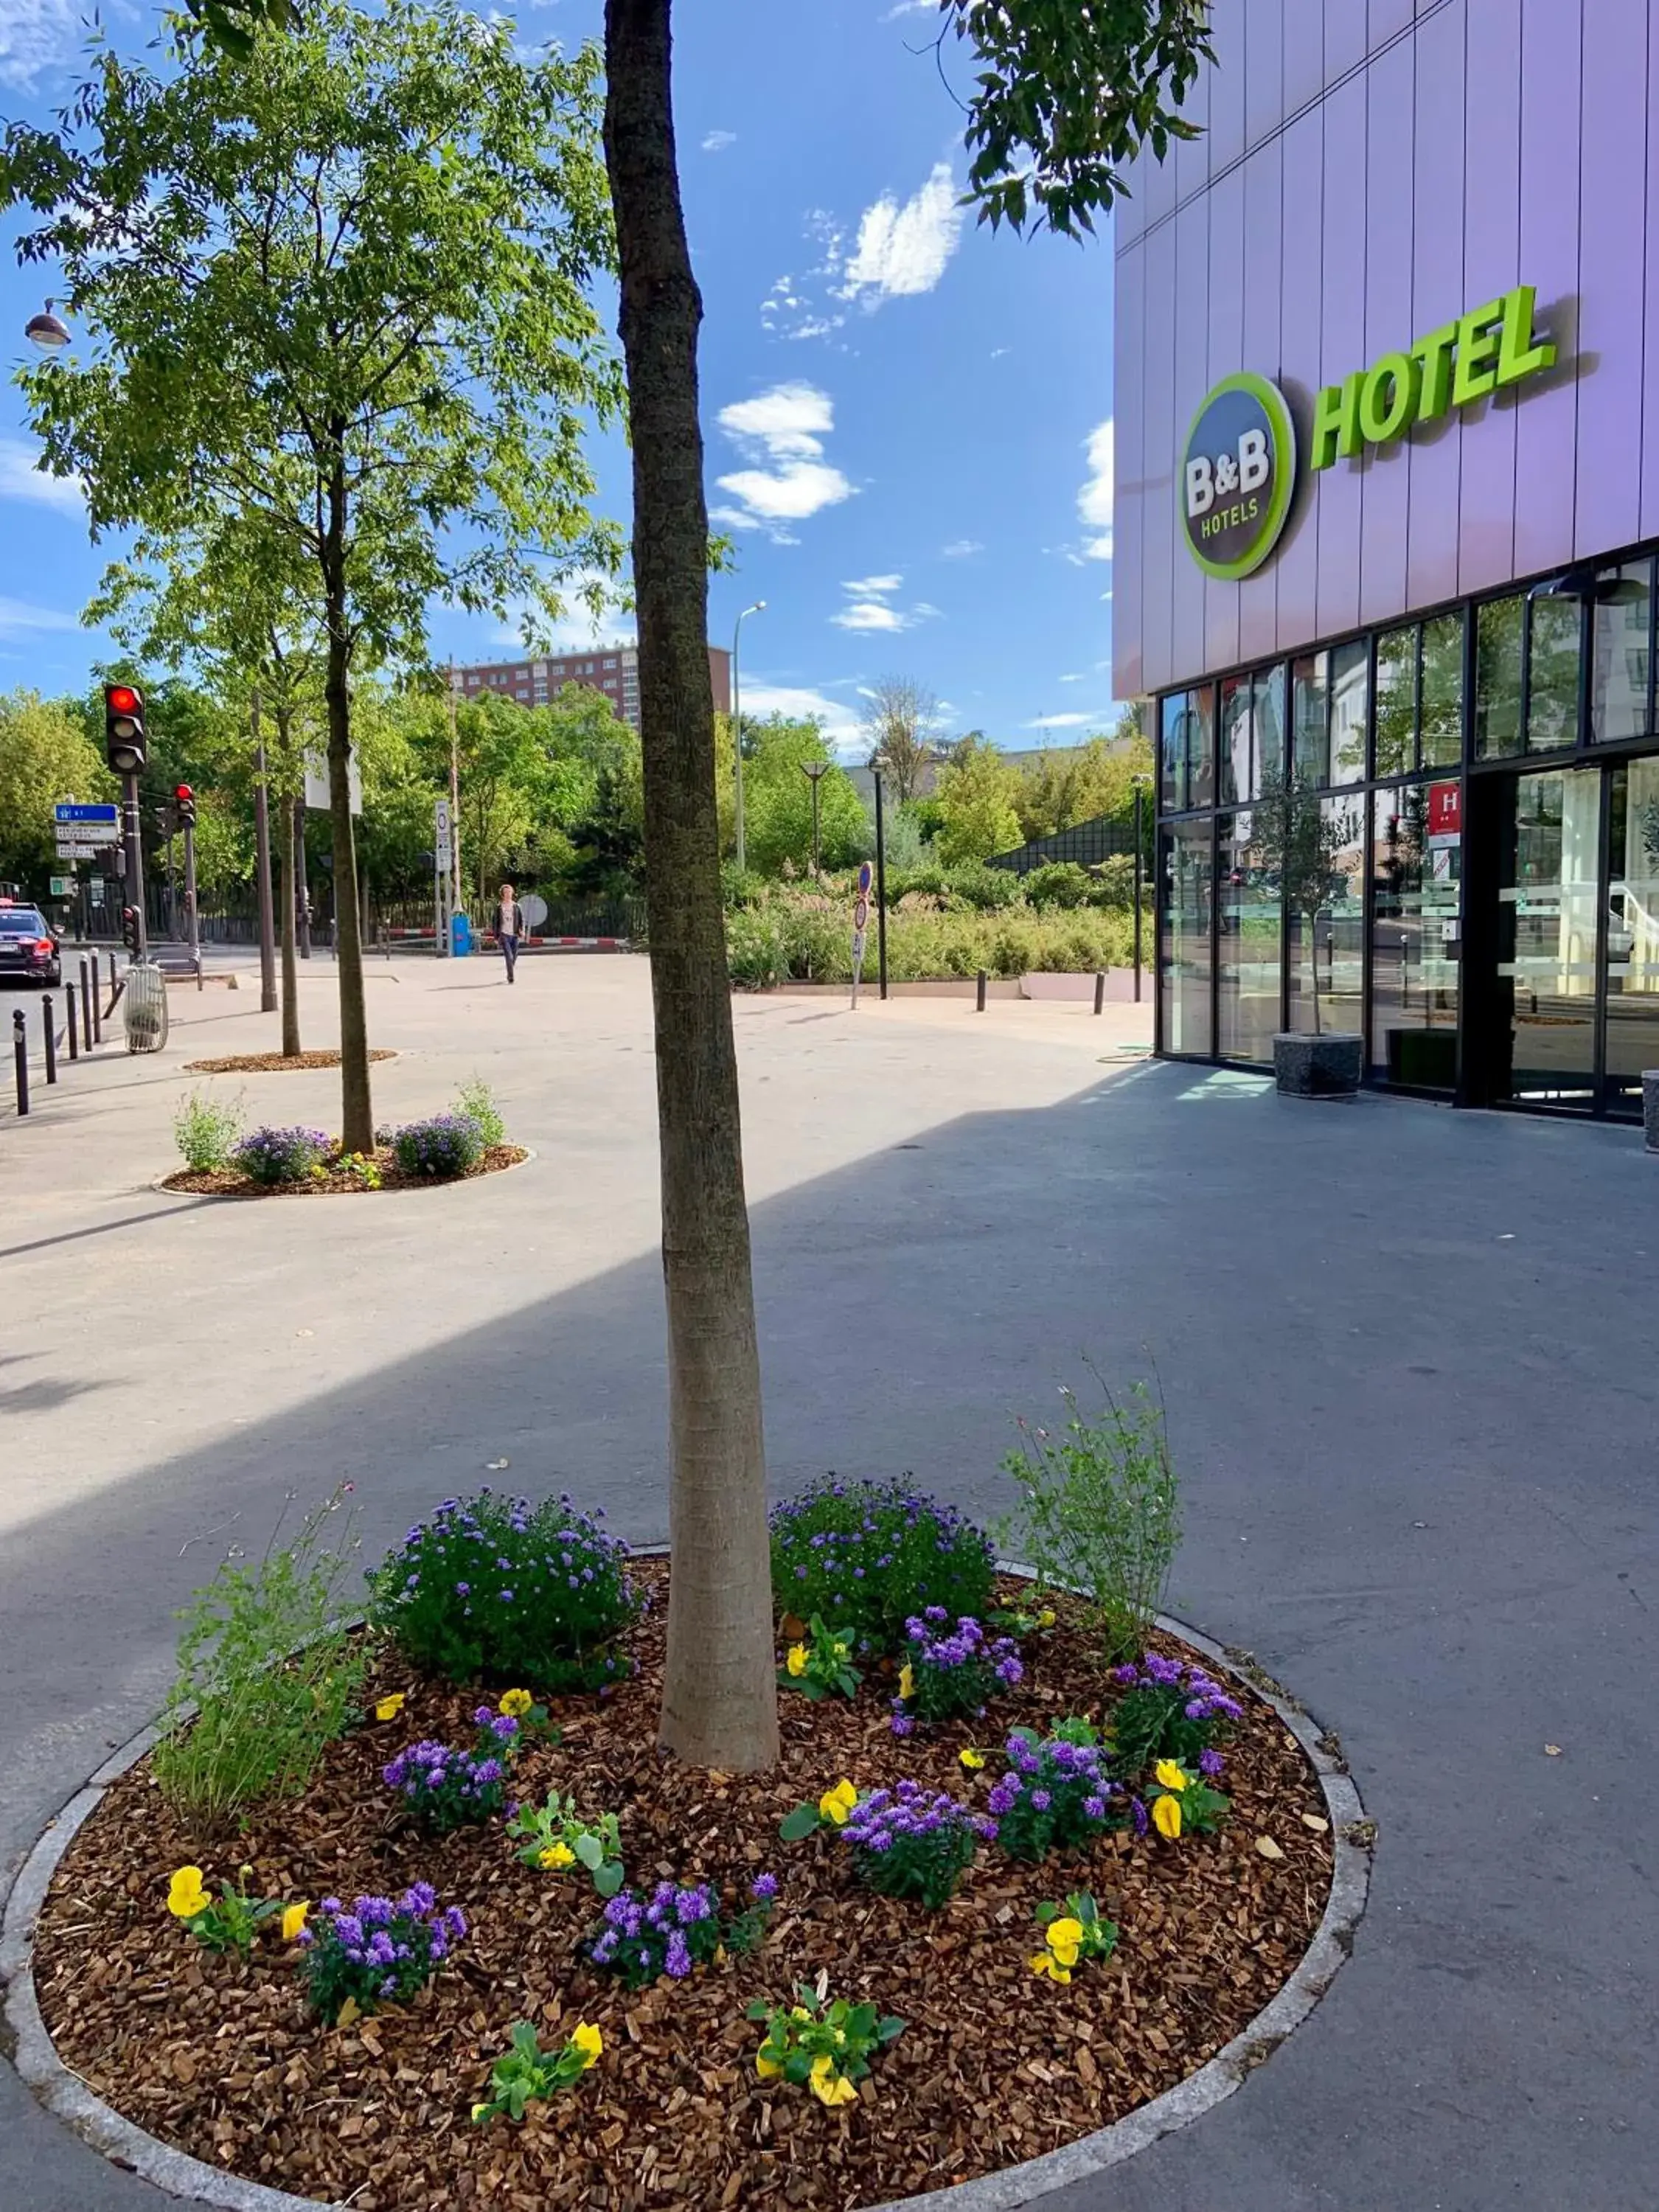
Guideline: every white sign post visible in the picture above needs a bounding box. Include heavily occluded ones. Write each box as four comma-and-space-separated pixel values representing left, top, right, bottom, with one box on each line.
850, 861, 873, 1009
434, 797, 453, 958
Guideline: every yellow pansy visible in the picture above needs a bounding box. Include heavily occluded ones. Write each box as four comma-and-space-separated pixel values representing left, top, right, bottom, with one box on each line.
470, 2102, 491, 2124
789, 2006, 811, 2023
1030, 1952, 1072, 1983
755, 2050, 783, 2079
786, 1646, 808, 1678
1046, 1917, 1084, 1967
897, 1662, 915, 1701
1154, 1759, 1189, 1793
810, 2054, 857, 2107
539, 1843, 576, 1870
570, 2022, 602, 2070
959, 1747, 985, 1770
818, 1778, 858, 1825
498, 1688, 533, 1719
1152, 1791, 1183, 1840
280, 1902, 309, 1942
167, 1866, 209, 1920
373, 1692, 406, 1722
1036, 1608, 1057, 1630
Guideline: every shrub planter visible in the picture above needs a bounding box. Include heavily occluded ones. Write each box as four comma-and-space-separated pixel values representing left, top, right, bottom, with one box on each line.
1644, 1070, 1659, 1152
1273, 1031, 1363, 1099
1, 1555, 1368, 2212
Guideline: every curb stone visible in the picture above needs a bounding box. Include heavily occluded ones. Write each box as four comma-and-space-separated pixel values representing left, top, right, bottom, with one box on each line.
0, 1585, 1369, 2212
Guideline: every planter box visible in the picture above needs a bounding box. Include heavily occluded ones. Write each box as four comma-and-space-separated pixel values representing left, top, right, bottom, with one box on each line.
1274, 1030, 1363, 1099
1644, 1071, 1659, 1152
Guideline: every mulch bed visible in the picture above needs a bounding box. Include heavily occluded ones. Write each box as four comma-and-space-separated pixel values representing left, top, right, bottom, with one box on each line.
160, 1142, 527, 1197
182, 1051, 399, 1073
33, 1567, 1334, 2211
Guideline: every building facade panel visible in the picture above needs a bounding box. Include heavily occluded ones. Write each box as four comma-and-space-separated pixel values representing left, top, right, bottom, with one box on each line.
1236, 136, 1284, 664
1573, 8, 1648, 563
1511, 0, 1582, 580
1206, 4, 1249, 173
1273, 107, 1325, 659
1644, 15, 1659, 539
1456, 0, 1522, 597
1403, 1, 1467, 616
1170, 196, 1212, 689
1281, 0, 1324, 116
1243, 0, 1284, 156
1357, 36, 1415, 629
1139, 223, 1178, 701
1203, 164, 1247, 674
1113, 241, 1147, 700
1314, 70, 1368, 641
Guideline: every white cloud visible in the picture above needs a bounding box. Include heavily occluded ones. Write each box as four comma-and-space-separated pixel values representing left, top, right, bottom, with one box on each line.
842, 573, 901, 596
701, 129, 737, 153
1025, 711, 1102, 730
0, 597, 79, 639
716, 382, 852, 538
830, 573, 940, 634
1079, 418, 1113, 560
0, 0, 77, 89
741, 679, 861, 753
0, 436, 85, 515
840, 162, 964, 304
834, 600, 907, 633
882, 0, 938, 16
492, 570, 634, 653
1057, 672, 1087, 684
941, 538, 982, 558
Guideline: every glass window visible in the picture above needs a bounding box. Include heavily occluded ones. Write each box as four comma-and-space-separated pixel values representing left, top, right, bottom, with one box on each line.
1216, 809, 1282, 1062
1253, 664, 1287, 794
1590, 560, 1652, 745
1374, 625, 1416, 776
1475, 594, 1525, 757
1285, 793, 1366, 1036
1329, 639, 1368, 785
1605, 757, 1659, 1112
1419, 612, 1464, 767
1218, 675, 1252, 804
1159, 687, 1214, 812
1526, 593, 1581, 751
1158, 822, 1214, 1056
1368, 783, 1461, 1090
1291, 652, 1329, 785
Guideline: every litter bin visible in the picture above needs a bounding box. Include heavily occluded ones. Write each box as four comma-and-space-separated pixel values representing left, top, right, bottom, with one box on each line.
123, 959, 170, 1054
451, 911, 473, 957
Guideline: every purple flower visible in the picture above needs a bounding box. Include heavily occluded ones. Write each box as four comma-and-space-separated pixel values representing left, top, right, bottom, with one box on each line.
751, 1874, 778, 1900
1199, 1747, 1226, 1777
1029, 1789, 1051, 1811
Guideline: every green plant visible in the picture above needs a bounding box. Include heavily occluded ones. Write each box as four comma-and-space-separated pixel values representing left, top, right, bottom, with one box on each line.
337, 1148, 382, 1189
471, 2019, 603, 2125
779, 1615, 860, 1700
1031, 1890, 1119, 1982
366, 1490, 636, 1690
172, 1086, 245, 1170
889, 1609, 1023, 1732
382, 1707, 521, 1832
770, 1477, 996, 1655
1022, 861, 1092, 909
749, 1979, 905, 2106
507, 1790, 625, 1896
986, 1720, 1127, 1860
233, 1124, 330, 1185
1001, 1373, 1180, 1660
1147, 1757, 1231, 1840
838, 1781, 988, 1908
299, 1884, 465, 2023
1107, 1652, 1242, 1776
725, 905, 787, 988
392, 1111, 486, 1178
585, 1877, 775, 1986
452, 1076, 506, 1149
164, 1863, 282, 1953
151, 1486, 366, 1832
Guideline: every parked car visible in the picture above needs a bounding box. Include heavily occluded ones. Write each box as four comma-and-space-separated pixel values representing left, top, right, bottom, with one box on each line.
0, 902, 63, 986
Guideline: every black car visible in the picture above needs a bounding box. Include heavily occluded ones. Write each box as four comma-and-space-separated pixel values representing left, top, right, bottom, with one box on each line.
0, 903, 62, 986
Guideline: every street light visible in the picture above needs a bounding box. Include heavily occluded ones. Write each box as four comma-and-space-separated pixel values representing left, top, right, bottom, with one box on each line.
731, 600, 765, 872
801, 760, 829, 872
24, 299, 70, 351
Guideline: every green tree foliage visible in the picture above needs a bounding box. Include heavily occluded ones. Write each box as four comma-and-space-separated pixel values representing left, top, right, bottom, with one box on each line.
739, 717, 868, 875
0, 692, 115, 894
1013, 722, 1153, 843
858, 677, 942, 803
933, 734, 1026, 865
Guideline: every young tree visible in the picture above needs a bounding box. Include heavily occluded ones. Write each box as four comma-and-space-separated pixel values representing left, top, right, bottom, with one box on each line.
740, 717, 869, 876
1253, 769, 1361, 1034
2, 0, 623, 1148
0, 692, 115, 892
933, 734, 1026, 864
860, 677, 942, 803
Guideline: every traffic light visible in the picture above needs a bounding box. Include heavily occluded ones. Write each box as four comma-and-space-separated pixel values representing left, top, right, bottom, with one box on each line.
104, 683, 147, 774
120, 905, 142, 954
175, 784, 196, 831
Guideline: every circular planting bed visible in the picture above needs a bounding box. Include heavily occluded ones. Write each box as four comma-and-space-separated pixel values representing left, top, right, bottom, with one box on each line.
183, 1051, 400, 1074
14, 1498, 1363, 2212
161, 1141, 528, 1197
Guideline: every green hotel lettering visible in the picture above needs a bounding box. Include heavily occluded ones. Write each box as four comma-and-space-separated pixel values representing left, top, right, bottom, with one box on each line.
1198, 493, 1261, 541
1311, 284, 1555, 470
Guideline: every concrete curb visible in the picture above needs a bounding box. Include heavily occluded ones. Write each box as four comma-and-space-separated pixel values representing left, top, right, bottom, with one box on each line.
0, 1591, 1368, 2212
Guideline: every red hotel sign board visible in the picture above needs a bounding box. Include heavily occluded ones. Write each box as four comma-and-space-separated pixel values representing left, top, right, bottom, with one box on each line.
1427, 781, 1462, 844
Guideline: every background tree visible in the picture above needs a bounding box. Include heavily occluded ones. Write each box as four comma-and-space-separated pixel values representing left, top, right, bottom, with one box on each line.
2, 0, 624, 1149
1253, 768, 1361, 1034
1014, 725, 1154, 842
860, 676, 942, 802
933, 734, 1025, 864
740, 717, 869, 875
0, 692, 115, 891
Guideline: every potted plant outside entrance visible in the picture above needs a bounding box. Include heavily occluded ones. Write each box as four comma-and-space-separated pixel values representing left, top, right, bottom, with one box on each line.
1256, 768, 1363, 1098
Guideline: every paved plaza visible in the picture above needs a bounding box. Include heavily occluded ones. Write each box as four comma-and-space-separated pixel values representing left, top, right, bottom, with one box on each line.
1, 953, 1655, 2211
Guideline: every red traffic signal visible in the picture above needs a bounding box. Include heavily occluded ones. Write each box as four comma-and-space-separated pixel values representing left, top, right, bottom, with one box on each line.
104, 681, 147, 774
108, 685, 141, 716
175, 783, 197, 830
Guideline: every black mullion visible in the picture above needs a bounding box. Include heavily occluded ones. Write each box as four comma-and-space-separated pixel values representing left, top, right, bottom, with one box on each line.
1593, 764, 1613, 1114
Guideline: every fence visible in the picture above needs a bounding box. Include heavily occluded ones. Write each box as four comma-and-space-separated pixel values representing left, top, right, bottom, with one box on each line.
987, 812, 1148, 876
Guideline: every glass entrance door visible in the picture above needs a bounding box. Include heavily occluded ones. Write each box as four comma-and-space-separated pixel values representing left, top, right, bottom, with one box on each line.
1498, 768, 1600, 1108
1605, 759, 1659, 1112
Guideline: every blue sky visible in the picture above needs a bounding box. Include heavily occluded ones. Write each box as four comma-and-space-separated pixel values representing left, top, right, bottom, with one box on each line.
0, 0, 1120, 758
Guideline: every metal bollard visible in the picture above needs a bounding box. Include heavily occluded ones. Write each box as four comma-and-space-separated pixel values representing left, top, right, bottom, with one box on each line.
107, 950, 117, 1000
41, 995, 56, 1083
13, 1009, 27, 1116
975, 968, 987, 1014
1093, 970, 1106, 1016
81, 956, 97, 1045
66, 985, 79, 1061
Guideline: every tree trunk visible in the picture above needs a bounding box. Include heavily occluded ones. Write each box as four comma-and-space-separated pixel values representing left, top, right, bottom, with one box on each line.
321, 452, 374, 1152
604, 0, 779, 1773
276, 709, 301, 1058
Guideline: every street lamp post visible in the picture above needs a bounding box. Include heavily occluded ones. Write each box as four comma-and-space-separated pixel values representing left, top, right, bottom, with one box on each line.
731, 601, 765, 872
801, 760, 829, 872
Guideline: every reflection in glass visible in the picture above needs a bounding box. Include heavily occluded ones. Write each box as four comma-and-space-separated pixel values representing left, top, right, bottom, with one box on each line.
1603, 759, 1659, 1113
1330, 639, 1368, 785
1589, 560, 1652, 745
1498, 768, 1597, 1105
1158, 822, 1214, 1055
1369, 785, 1461, 1088
1159, 689, 1214, 812
1217, 675, 1251, 805
1475, 595, 1524, 757
1253, 664, 1287, 796
1285, 793, 1365, 1035
1526, 594, 1581, 751
1216, 809, 1281, 1062
1291, 652, 1329, 785
1419, 612, 1464, 767
1374, 625, 1416, 776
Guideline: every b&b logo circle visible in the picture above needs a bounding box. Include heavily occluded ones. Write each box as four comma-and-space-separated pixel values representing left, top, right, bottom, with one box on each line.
1180, 373, 1297, 580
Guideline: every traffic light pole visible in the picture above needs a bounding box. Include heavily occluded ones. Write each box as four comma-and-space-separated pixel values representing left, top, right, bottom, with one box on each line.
251, 698, 279, 1013
183, 818, 201, 987
122, 770, 146, 958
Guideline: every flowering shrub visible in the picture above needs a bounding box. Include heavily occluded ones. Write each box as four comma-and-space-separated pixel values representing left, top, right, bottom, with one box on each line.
164, 1864, 283, 1953
392, 1111, 485, 1178
452, 1077, 507, 1149
749, 1983, 905, 2105
779, 1615, 860, 1701
1030, 1890, 1119, 1983
298, 1885, 465, 2021
987, 1722, 1125, 1861
507, 1790, 625, 1896
1108, 1652, 1242, 1778
585, 1876, 775, 1988
889, 1609, 1023, 1733
473, 2020, 602, 2125
770, 1477, 995, 1654
366, 1489, 636, 1690
233, 1125, 329, 1185
337, 1149, 382, 1189
383, 1708, 518, 1832
839, 1781, 990, 1908
1146, 1757, 1231, 1841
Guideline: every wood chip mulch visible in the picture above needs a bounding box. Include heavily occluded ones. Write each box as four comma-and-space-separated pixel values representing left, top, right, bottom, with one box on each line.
160, 1142, 528, 1197
183, 1051, 399, 1073
33, 1568, 1334, 2211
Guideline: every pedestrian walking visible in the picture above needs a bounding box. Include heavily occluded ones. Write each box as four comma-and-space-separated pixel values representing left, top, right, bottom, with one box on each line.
496, 882, 526, 983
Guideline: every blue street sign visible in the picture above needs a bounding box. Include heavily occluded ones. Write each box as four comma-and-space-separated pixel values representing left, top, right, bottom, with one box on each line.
55, 802, 119, 825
